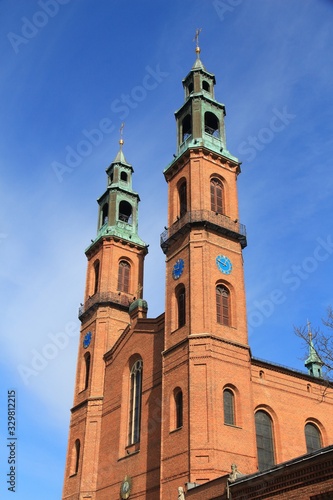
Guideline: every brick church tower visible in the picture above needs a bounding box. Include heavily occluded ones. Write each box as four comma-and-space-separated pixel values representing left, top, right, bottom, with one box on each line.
63, 41, 333, 500
159, 42, 257, 494
62, 139, 149, 496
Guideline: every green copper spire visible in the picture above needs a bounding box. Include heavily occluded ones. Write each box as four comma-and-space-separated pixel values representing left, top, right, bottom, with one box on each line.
304, 320, 323, 378
112, 145, 129, 166
86, 133, 147, 251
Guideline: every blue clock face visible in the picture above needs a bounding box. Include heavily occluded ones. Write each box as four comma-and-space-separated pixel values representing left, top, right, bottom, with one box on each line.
172, 258, 184, 280
83, 331, 92, 349
216, 255, 232, 275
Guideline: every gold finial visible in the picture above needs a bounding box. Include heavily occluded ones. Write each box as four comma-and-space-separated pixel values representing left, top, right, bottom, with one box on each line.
119, 122, 125, 147
193, 28, 202, 57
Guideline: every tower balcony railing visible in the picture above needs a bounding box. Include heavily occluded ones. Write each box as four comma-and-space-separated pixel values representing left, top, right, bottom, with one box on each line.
204, 127, 224, 151
204, 125, 220, 138
160, 209, 247, 252
78, 291, 130, 318
176, 131, 224, 158
178, 133, 193, 155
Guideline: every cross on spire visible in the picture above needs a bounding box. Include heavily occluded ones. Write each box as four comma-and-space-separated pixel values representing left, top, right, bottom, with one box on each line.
194, 28, 202, 47
193, 28, 202, 57
307, 319, 313, 341
119, 122, 125, 147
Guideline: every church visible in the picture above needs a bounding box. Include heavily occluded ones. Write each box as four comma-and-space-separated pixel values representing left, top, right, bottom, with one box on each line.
62, 41, 333, 499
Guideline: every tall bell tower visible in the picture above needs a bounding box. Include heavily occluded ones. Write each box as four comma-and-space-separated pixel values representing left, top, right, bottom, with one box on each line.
160, 39, 257, 494
62, 138, 148, 499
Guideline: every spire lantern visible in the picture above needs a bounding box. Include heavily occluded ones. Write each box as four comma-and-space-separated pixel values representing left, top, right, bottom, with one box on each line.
168, 31, 239, 165
86, 134, 147, 252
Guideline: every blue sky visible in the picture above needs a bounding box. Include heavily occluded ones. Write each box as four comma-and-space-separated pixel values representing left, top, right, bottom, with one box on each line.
1, 1, 333, 498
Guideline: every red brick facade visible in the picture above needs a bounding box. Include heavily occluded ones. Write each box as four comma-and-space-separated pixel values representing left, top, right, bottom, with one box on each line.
186, 445, 333, 499
62, 51, 333, 499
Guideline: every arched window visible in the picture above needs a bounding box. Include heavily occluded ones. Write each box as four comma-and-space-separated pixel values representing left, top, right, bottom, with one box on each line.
128, 359, 143, 445
255, 410, 275, 471
101, 203, 108, 226
176, 286, 186, 328
174, 388, 183, 429
202, 80, 210, 92
119, 200, 132, 224
179, 181, 187, 218
188, 82, 194, 94
305, 423, 322, 453
223, 389, 235, 425
71, 439, 80, 475
118, 260, 130, 293
93, 260, 100, 295
120, 171, 128, 182
182, 114, 192, 142
84, 352, 91, 390
216, 285, 230, 326
205, 111, 219, 137
210, 177, 223, 214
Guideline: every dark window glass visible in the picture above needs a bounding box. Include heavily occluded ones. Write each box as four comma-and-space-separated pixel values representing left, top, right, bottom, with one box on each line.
120, 171, 128, 182
93, 261, 100, 294
255, 411, 275, 471
175, 389, 183, 428
84, 352, 91, 390
74, 439, 80, 474
128, 360, 143, 445
177, 287, 186, 328
223, 389, 235, 425
305, 423, 322, 453
118, 261, 130, 293
179, 181, 187, 217
211, 178, 223, 214
216, 285, 230, 326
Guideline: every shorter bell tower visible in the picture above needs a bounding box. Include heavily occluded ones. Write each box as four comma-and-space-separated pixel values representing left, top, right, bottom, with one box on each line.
63, 138, 148, 499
